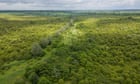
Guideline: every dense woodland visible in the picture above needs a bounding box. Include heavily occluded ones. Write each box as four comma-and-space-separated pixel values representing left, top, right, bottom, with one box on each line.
0, 11, 140, 84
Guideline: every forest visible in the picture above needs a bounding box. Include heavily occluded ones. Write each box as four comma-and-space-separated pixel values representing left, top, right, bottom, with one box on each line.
0, 11, 140, 84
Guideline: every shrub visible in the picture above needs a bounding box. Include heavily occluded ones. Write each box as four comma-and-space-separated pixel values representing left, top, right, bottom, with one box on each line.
38, 77, 50, 84
123, 78, 132, 84
69, 19, 74, 26
127, 16, 133, 20
39, 38, 51, 48
28, 72, 39, 84
58, 79, 64, 84
53, 47, 68, 56
31, 43, 45, 57
14, 77, 25, 84
76, 23, 86, 29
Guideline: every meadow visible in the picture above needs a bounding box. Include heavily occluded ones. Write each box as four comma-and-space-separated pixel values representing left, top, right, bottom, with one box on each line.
0, 11, 140, 84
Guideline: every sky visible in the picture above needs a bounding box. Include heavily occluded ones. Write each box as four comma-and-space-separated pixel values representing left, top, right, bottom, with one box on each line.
0, 0, 140, 10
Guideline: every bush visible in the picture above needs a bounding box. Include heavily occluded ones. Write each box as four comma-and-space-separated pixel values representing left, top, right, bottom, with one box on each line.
28, 72, 39, 84
39, 38, 51, 48
38, 77, 50, 84
31, 43, 45, 57
14, 77, 25, 84
76, 23, 86, 29
58, 79, 64, 84
127, 16, 133, 20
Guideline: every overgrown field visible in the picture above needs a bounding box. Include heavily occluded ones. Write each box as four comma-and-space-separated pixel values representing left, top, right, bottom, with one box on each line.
0, 12, 140, 84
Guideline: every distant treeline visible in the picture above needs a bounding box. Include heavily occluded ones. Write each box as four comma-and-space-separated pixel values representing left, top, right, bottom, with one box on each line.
0, 10, 140, 16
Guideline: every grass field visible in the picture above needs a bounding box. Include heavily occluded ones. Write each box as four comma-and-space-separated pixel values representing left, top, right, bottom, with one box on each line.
0, 11, 140, 84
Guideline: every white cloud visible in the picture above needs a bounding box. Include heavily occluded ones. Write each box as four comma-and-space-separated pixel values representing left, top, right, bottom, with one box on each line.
0, 0, 139, 10
0, 2, 41, 10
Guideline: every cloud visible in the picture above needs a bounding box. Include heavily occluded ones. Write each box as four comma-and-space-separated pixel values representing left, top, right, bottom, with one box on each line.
0, 0, 139, 10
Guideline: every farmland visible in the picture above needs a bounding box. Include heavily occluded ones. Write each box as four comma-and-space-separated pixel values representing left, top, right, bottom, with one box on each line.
0, 11, 140, 84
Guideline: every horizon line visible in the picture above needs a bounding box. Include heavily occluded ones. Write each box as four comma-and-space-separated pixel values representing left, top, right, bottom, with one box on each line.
0, 9, 140, 11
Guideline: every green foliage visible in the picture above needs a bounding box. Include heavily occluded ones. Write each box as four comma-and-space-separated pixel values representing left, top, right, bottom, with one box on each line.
38, 77, 50, 84
28, 72, 39, 84
25, 15, 140, 84
76, 23, 87, 29
0, 14, 67, 65
1, 12, 140, 84
127, 16, 133, 20
14, 77, 25, 84
58, 79, 64, 84
39, 38, 51, 48
31, 43, 45, 57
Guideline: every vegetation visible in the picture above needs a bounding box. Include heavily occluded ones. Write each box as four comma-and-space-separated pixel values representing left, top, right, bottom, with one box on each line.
0, 11, 140, 84
31, 43, 44, 57
39, 38, 51, 48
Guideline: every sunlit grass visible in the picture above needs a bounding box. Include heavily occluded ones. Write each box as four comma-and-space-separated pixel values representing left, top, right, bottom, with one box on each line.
0, 14, 46, 21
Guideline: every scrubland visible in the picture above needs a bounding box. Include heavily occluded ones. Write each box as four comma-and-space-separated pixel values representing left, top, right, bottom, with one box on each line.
0, 12, 140, 84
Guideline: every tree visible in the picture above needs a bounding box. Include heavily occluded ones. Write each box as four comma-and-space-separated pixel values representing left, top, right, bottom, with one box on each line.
69, 19, 74, 26
38, 77, 50, 84
28, 72, 39, 84
76, 23, 86, 29
39, 38, 51, 48
127, 16, 133, 20
31, 43, 44, 57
